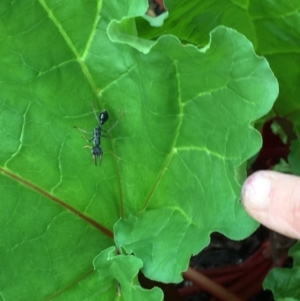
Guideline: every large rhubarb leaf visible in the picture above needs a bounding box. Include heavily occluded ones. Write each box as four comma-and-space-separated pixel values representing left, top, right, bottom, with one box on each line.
139, 5, 300, 299
0, 0, 277, 300
111, 23, 278, 282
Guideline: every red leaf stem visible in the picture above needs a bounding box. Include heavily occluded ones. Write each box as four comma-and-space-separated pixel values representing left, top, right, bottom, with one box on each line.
183, 267, 246, 301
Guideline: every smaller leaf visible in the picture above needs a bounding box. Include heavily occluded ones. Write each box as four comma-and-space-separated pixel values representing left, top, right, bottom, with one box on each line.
52, 246, 163, 301
264, 242, 300, 301
94, 247, 163, 301
289, 140, 300, 176
115, 208, 210, 283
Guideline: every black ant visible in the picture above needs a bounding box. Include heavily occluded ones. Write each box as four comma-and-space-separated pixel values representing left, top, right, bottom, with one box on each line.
74, 102, 123, 165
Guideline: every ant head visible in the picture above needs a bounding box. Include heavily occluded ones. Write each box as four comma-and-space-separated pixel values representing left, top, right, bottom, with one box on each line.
99, 110, 109, 125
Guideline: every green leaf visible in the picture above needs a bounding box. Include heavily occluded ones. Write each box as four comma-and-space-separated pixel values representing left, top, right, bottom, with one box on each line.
289, 140, 300, 176
115, 208, 209, 283
93, 247, 163, 301
42, 246, 163, 301
137, 0, 300, 129
0, 173, 113, 300
0, 0, 278, 300
114, 26, 278, 283
264, 242, 300, 301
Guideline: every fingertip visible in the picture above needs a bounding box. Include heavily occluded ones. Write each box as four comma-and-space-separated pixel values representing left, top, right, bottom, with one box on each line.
241, 171, 272, 210
241, 171, 300, 239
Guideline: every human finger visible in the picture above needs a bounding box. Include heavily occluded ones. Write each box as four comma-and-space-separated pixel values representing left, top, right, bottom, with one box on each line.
241, 170, 300, 239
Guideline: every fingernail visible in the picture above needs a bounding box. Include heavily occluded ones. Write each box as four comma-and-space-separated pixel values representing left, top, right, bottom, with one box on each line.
241, 173, 272, 209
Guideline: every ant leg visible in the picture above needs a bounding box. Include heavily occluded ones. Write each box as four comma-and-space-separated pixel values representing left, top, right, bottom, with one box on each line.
116, 282, 121, 297
73, 126, 93, 135
106, 111, 124, 134
74, 126, 93, 142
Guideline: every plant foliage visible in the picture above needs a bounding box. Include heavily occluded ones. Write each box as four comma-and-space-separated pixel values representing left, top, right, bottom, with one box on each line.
2, 0, 299, 300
